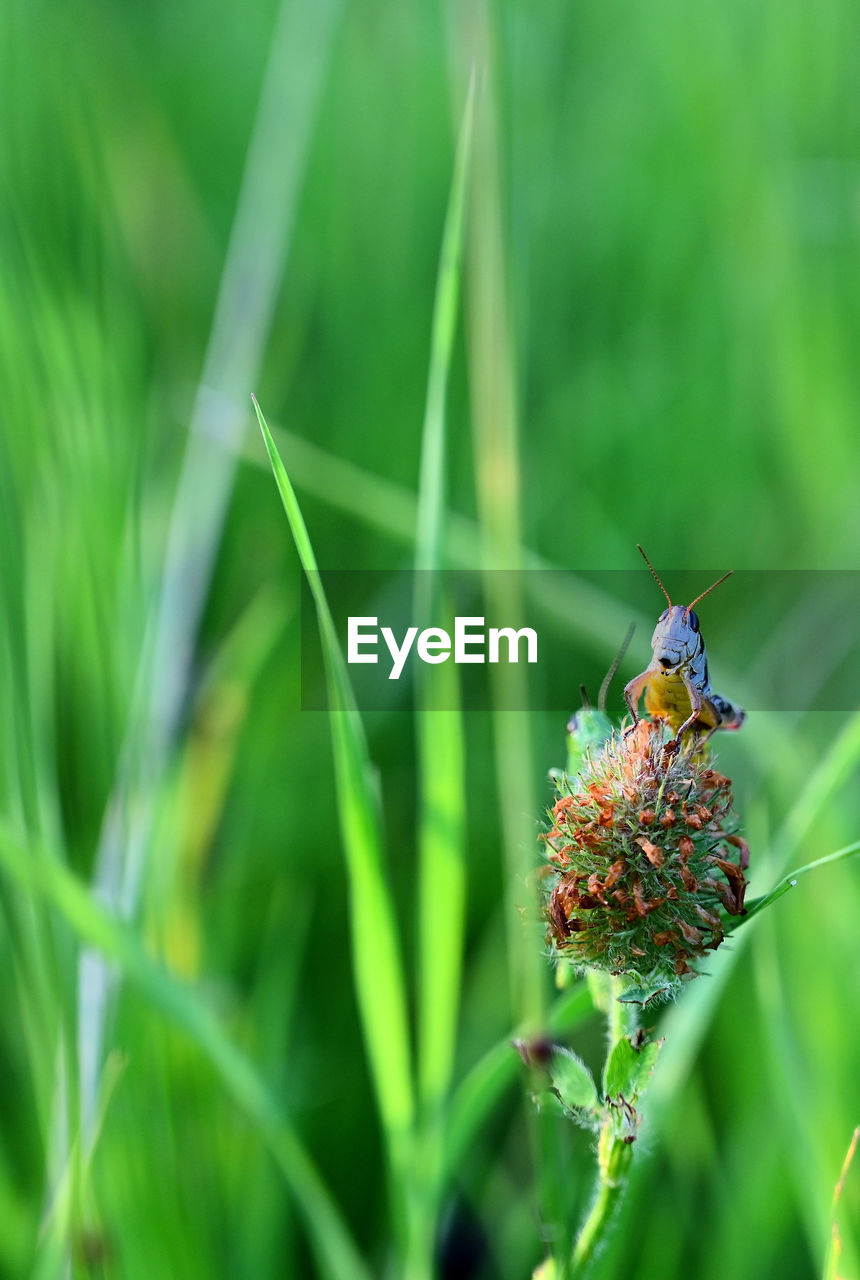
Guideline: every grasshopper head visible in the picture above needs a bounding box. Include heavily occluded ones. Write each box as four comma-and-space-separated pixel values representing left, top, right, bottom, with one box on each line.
650, 605, 700, 672
636, 546, 732, 672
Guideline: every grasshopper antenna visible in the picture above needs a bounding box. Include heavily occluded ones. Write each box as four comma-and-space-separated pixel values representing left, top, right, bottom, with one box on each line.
636, 544, 672, 608
579, 683, 591, 709
685, 569, 734, 618
598, 622, 636, 712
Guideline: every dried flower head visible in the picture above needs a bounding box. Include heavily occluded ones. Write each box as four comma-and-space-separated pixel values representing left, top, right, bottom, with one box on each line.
541, 719, 749, 993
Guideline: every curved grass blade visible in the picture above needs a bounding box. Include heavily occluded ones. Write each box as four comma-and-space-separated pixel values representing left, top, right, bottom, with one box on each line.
252, 398, 415, 1178
823, 1126, 860, 1280
0, 822, 370, 1280
738, 838, 860, 925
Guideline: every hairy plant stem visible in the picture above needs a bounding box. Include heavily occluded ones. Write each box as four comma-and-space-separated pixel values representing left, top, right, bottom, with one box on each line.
570, 975, 639, 1277
607, 978, 638, 1045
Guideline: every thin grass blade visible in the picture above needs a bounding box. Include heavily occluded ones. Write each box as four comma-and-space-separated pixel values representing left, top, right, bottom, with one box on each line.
415, 76, 474, 1119
252, 398, 415, 1164
739, 839, 860, 924
823, 1127, 860, 1280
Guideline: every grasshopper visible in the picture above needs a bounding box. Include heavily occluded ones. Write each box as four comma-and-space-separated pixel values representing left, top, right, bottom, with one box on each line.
624, 546, 745, 752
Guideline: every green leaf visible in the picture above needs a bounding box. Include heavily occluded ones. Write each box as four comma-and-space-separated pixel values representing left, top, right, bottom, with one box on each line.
533, 1090, 568, 1118
617, 978, 674, 1008
603, 1036, 662, 1103
443, 983, 595, 1183
550, 1047, 600, 1111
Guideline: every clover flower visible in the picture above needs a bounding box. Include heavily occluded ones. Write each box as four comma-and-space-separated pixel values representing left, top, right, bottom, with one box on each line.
541, 718, 748, 992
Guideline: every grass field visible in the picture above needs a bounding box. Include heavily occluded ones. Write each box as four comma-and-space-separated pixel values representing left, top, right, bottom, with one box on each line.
2, 0, 860, 1276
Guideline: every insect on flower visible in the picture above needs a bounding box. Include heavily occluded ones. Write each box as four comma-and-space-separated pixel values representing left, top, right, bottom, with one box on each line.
624, 546, 745, 753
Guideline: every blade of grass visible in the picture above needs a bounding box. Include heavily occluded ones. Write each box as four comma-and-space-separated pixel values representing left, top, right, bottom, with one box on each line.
410, 79, 474, 1276
35, 1051, 125, 1280
739, 839, 860, 924
752, 912, 830, 1263
415, 73, 473, 1119
415, 73, 475, 582
0, 822, 370, 1280
455, 12, 542, 1033
451, 15, 564, 1262
253, 398, 416, 1224
747, 836, 860, 1267
823, 1127, 860, 1280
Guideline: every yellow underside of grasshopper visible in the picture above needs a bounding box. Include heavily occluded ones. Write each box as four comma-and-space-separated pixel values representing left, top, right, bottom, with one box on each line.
643, 670, 720, 733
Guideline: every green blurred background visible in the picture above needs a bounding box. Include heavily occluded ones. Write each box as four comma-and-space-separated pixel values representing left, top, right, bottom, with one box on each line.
1, 0, 859, 1276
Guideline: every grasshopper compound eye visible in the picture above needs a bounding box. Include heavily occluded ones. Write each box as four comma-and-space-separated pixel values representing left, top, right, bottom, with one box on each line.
688, 610, 700, 632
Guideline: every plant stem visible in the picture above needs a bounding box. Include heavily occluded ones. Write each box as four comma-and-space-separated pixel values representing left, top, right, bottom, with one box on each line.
570, 976, 637, 1276
570, 1166, 624, 1274
607, 979, 638, 1045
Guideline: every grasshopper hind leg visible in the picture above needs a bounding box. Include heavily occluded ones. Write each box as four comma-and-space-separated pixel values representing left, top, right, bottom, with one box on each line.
692, 694, 747, 752
710, 694, 746, 731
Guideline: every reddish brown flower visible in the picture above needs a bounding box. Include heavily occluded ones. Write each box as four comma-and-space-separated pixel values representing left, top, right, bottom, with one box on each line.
541, 719, 748, 991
